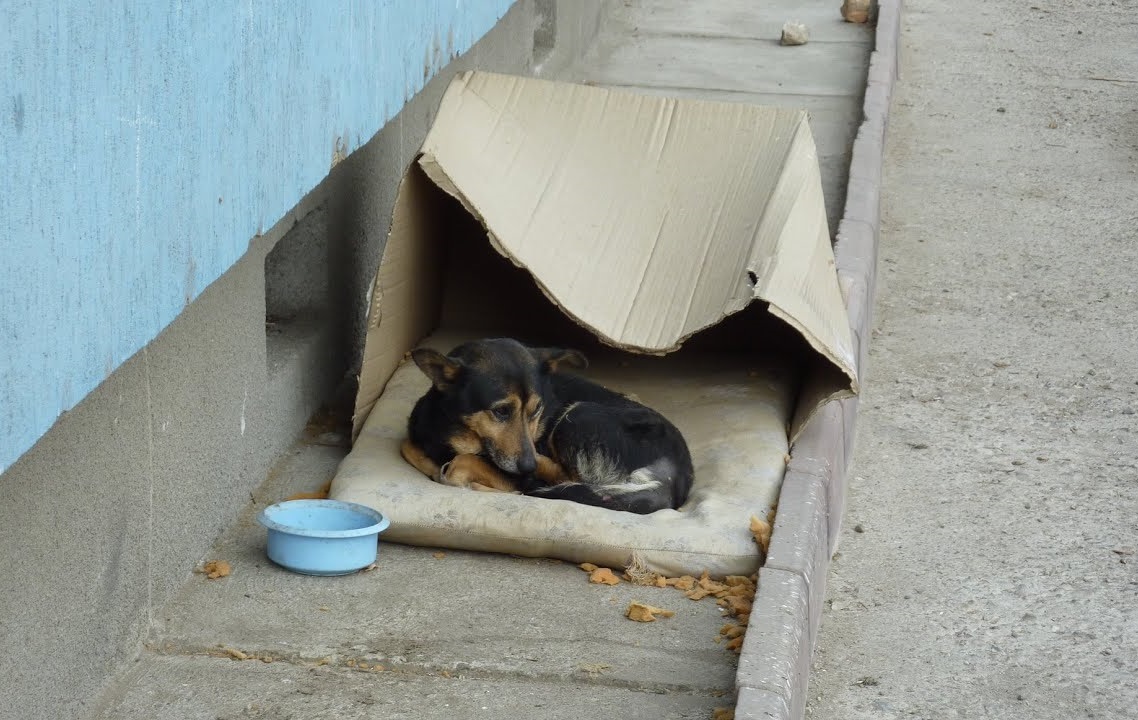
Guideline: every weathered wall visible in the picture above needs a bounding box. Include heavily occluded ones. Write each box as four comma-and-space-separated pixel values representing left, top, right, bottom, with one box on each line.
0, 0, 516, 474
0, 2, 609, 718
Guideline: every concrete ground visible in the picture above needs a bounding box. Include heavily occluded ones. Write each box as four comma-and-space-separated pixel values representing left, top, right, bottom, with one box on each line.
808, 1, 1138, 719
95, 1, 872, 718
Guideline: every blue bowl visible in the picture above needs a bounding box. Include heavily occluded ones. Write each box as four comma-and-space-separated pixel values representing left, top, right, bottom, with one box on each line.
257, 499, 391, 576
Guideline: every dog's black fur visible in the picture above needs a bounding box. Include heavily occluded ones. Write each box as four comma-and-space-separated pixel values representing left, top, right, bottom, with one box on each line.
401, 338, 693, 514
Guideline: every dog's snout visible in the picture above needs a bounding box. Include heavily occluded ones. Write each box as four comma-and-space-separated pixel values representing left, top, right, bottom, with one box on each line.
516, 453, 537, 475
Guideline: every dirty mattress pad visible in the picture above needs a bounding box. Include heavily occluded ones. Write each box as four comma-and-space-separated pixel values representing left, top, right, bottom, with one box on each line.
331, 334, 796, 577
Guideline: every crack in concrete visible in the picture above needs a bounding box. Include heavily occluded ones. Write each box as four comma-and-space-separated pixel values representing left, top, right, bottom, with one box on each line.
144, 642, 734, 698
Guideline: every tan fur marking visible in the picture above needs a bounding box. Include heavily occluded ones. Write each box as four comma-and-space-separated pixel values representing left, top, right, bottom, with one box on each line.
447, 428, 482, 456
464, 392, 529, 461
445, 454, 519, 492
400, 439, 441, 481
534, 455, 572, 485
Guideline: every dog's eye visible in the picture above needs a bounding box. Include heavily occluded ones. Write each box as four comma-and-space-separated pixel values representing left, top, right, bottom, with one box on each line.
491, 405, 513, 421
529, 404, 543, 419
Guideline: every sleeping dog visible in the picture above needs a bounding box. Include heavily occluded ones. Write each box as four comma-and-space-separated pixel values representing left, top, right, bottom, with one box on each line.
400, 338, 693, 514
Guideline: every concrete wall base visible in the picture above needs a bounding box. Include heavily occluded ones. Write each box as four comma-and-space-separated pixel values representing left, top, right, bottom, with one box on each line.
0, 3, 607, 718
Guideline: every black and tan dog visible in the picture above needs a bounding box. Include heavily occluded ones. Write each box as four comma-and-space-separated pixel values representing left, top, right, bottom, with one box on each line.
400, 338, 693, 514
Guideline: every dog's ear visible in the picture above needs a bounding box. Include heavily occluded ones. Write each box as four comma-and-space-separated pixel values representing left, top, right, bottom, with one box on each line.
531, 347, 588, 374
411, 348, 463, 389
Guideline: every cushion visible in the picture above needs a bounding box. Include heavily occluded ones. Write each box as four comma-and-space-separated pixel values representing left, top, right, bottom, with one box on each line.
330, 333, 796, 577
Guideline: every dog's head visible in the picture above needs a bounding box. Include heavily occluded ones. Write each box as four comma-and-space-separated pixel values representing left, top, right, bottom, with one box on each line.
411, 338, 586, 475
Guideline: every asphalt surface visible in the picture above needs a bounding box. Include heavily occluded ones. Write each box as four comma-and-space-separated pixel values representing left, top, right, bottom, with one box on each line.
807, 1, 1138, 718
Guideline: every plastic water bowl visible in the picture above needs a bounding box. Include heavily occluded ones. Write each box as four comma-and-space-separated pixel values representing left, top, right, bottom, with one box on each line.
257, 499, 391, 576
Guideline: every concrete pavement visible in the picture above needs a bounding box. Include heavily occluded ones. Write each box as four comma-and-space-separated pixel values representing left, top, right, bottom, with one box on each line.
95, 2, 875, 717
808, 1, 1138, 718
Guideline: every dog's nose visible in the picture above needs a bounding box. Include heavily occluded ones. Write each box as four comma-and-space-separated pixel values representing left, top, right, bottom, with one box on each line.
516, 455, 537, 475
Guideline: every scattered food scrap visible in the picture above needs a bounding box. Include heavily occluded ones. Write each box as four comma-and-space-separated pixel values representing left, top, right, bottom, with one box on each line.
579, 662, 612, 675
626, 601, 675, 622
841, 0, 871, 23
432, 551, 446, 559
579, 562, 599, 572
667, 575, 697, 591
750, 515, 772, 555
222, 647, 248, 661
589, 567, 621, 585
199, 560, 231, 580
720, 623, 746, 639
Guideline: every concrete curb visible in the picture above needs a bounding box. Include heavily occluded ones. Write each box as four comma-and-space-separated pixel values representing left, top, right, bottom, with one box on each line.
733, 2, 901, 717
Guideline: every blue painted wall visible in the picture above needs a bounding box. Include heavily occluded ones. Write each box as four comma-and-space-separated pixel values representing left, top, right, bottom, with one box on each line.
0, 0, 515, 474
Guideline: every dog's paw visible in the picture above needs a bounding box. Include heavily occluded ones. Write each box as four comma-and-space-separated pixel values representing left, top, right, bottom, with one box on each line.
439, 454, 483, 489
437, 459, 473, 488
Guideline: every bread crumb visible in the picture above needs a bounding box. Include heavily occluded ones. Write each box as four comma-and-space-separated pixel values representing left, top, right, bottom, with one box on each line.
579, 562, 599, 572
723, 595, 753, 617
725, 635, 745, 652
222, 647, 248, 661
432, 551, 446, 559
722, 625, 746, 640
750, 515, 772, 554
685, 587, 715, 601
698, 571, 728, 593
201, 560, 231, 580
841, 0, 871, 23
589, 567, 621, 586
666, 575, 696, 591
626, 601, 675, 622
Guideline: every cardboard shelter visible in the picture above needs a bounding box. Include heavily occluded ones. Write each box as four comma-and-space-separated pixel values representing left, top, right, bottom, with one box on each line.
329, 71, 856, 576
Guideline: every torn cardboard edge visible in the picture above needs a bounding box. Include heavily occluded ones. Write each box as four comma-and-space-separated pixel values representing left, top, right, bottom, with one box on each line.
351, 71, 857, 444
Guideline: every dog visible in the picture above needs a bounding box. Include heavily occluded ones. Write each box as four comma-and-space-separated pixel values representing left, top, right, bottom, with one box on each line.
399, 338, 694, 514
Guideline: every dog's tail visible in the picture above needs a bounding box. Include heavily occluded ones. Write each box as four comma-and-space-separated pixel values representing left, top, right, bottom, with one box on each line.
525, 458, 678, 514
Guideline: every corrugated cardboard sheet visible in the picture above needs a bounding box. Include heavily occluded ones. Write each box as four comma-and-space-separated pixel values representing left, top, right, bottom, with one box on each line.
353, 71, 856, 442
